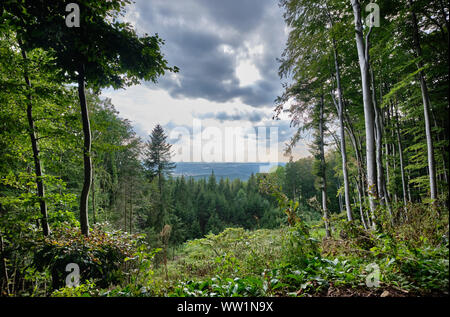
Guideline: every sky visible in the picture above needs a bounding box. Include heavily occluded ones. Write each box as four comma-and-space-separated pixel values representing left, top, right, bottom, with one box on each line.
101, 0, 310, 162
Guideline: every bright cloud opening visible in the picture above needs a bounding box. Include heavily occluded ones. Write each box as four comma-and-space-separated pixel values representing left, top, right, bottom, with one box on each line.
235, 59, 262, 87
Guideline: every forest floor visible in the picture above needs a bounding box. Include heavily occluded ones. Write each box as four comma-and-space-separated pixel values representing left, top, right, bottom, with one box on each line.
151, 225, 449, 297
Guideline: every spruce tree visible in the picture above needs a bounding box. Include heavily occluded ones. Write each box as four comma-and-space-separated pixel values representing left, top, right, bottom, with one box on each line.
144, 124, 176, 231
144, 124, 176, 184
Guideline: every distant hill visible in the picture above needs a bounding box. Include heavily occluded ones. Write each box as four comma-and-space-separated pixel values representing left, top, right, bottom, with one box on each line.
172, 162, 286, 181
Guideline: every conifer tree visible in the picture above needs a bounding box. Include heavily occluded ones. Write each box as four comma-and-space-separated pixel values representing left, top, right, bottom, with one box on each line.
144, 124, 176, 231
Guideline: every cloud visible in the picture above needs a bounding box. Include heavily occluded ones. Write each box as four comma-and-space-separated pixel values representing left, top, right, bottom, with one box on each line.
101, 1, 312, 162
126, 0, 287, 108
195, 109, 266, 123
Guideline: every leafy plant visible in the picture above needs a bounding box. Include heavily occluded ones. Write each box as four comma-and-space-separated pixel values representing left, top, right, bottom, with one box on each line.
34, 225, 144, 289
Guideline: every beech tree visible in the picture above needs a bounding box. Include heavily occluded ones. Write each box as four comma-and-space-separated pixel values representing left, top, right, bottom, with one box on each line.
407, 0, 438, 202
350, 0, 378, 228
4, 0, 178, 235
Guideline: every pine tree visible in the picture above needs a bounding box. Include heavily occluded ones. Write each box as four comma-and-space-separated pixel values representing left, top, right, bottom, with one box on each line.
144, 124, 176, 186
144, 124, 176, 231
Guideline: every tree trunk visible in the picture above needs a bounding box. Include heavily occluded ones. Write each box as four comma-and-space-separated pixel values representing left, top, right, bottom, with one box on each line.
406, 170, 413, 203
345, 119, 371, 228
158, 171, 163, 231
332, 42, 353, 222
19, 43, 50, 237
92, 162, 96, 224
130, 179, 133, 234
385, 106, 391, 199
371, 70, 393, 222
123, 182, 127, 232
355, 177, 368, 230
78, 65, 91, 236
395, 108, 408, 206
390, 104, 399, 203
327, 4, 353, 222
338, 181, 343, 214
408, 0, 438, 202
351, 0, 378, 228
319, 96, 331, 238
0, 233, 10, 296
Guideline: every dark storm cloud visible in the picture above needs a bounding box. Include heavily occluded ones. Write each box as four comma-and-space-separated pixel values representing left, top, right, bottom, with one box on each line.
131, 0, 286, 107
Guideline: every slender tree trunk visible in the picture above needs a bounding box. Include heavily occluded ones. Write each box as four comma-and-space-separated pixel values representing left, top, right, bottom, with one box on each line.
345, 123, 371, 227
327, 5, 353, 221
130, 179, 133, 234
385, 107, 391, 198
0, 233, 10, 296
406, 170, 413, 203
442, 151, 448, 184
319, 96, 331, 238
158, 171, 163, 231
123, 182, 127, 232
355, 178, 368, 230
390, 105, 399, 203
332, 43, 353, 222
19, 43, 50, 237
408, 0, 438, 202
92, 162, 96, 224
351, 0, 378, 228
344, 113, 372, 228
395, 108, 408, 206
78, 65, 91, 236
371, 70, 393, 222
371, 70, 389, 205
338, 183, 343, 214
431, 111, 448, 184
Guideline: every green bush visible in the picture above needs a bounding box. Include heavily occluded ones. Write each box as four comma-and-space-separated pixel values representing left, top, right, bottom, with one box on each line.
335, 220, 375, 250
51, 280, 98, 297
166, 227, 286, 280
280, 223, 320, 269
34, 225, 145, 289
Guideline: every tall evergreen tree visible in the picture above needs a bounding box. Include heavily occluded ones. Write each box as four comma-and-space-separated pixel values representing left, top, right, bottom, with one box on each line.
144, 124, 176, 184
144, 124, 176, 231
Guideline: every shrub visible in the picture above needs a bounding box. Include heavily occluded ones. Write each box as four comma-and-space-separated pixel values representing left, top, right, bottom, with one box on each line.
280, 222, 320, 269
161, 227, 286, 282
335, 220, 375, 251
51, 280, 98, 297
391, 202, 449, 248
34, 224, 145, 289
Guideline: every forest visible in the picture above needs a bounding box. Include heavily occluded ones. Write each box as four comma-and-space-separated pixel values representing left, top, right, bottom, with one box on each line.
0, 0, 448, 299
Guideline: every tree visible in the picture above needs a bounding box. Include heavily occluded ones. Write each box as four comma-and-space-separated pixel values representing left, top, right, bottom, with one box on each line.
311, 96, 331, 238
144, 124, 176, 188
4, 0, 178, 235
350, 0, 378, 228
144, 124, 176, 231
407, 0, 438, 202
325, 2, 353, 222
